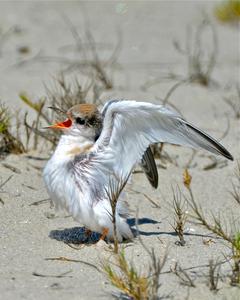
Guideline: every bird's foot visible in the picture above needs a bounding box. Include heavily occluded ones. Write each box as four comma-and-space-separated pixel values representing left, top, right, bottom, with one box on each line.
84, 228, 92, 237
91, 228, 109, 249
99, 227, 109, 241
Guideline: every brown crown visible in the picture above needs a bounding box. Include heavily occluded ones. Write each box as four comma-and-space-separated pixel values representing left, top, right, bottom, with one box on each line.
68, 104, 98, 118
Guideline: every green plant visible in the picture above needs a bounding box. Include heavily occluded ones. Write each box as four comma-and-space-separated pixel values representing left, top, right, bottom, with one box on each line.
230, 162, 240, 205
103, 202, 168, 300
103, 250, 149, 300
0, 102, 25, 156
231, 232, 240, 285
215, 0, 240, 23
182, 169, 240, 286
103, 245, 167, 300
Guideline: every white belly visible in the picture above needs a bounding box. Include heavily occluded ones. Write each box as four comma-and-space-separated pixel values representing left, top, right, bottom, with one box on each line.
43, 157, 98, 230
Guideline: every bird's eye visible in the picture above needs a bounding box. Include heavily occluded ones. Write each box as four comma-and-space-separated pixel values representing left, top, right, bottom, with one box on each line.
76, 117, 85, 125
87, 117, 96, 126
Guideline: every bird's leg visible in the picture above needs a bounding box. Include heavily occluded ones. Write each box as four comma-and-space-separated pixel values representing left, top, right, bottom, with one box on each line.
99, 227, 109, 241
84, 228, 92, 237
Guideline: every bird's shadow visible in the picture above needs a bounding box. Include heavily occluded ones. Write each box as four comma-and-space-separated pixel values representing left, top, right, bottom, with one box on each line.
49, 217, 214, 244
49, 226, 101, 244
49, 217, 160, 244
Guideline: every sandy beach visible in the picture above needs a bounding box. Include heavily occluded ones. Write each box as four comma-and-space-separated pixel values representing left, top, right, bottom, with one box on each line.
0, 1, 239, 299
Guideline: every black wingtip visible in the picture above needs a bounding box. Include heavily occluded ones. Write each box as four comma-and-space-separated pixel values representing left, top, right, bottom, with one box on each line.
212, 144, 233, 161
226, 152, 234, 161
149, 176, 158, 189
186, 123, 234, 161
213, 139, 234, 161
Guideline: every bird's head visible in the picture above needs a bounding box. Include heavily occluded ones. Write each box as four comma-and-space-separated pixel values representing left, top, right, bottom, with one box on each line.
48, 104, 103, 140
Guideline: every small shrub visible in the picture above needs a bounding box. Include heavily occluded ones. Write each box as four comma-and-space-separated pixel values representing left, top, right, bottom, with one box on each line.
0, 102, 25, 156
215, 0, 240, 24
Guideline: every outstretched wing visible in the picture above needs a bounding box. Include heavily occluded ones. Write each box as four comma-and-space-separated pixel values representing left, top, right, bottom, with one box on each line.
74, 100, 233, 193
101, 103, 158, 189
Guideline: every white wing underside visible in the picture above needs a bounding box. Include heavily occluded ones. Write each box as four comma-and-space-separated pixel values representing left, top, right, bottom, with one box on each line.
73, 100, 232, 196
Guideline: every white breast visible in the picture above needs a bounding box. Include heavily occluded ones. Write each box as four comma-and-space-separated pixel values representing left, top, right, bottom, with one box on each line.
43, 135, 94, 222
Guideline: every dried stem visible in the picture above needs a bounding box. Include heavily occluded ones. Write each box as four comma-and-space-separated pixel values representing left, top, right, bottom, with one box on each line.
182, 169, 240, 286
105, 172, 131, 253
207, 259, 220, 291
0, 102, 25, 156
103, 250, 149, 300
135, 210, 168, 299
144, 14, 218, 91
172, 263, 196, 287
172, 186, 187, 246
19, 75, 97, 150
230, 162, 240, 206
224, 85, 240, 119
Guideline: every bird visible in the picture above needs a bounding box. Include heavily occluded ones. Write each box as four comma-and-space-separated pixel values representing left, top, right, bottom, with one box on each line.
43, 100, 233, 242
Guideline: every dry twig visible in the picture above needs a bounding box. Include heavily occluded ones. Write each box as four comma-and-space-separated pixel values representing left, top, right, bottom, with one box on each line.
207, 259, 221, 291
182, 169, 240, 286
172, 263, 196, 288
105, 172, 131, 253
172, 185, 187, 246
0, 102, 25, 156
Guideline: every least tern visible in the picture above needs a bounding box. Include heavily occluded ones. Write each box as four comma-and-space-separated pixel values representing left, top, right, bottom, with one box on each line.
43, 100, 233, 241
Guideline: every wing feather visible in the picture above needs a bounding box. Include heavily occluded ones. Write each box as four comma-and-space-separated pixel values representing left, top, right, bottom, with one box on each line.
75, 100, 233, 192
140, 147, 158, 189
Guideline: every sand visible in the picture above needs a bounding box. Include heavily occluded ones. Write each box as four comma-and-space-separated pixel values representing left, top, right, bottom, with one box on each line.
0, 1, 239, 299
